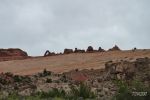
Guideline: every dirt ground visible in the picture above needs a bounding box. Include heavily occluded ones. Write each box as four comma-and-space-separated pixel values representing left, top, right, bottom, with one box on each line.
0, 49, 150, 75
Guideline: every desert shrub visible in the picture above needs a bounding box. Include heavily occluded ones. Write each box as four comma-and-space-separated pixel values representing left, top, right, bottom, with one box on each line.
54, 80, 60, 83
112, 80, 150, 100
91, 68, 94, 70
37, 69, 52, 77
43, 68, 51, 76
13, 75, 22, 82
3, 83, 96, 100
49, 88, 66, 98
29, 83, 96, 99
0, 78, 7, 85
36, 88, 66, 99
6, 93, 41, 100
0, 72, 14, 85
46, 78, 52, 83
68, 83, 96, 99
5, 72, 13, 77
60, 74, 68, 83
112, 80, 132, 100
75, 68, 79, 72
6, 92, 21, 100
41, 68, 51, 77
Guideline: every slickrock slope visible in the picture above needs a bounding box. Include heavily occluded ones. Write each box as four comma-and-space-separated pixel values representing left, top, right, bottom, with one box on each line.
0, 49, 150, 75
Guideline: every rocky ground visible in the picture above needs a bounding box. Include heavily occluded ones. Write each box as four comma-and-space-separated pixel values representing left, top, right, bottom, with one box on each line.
0, 57, 149, 100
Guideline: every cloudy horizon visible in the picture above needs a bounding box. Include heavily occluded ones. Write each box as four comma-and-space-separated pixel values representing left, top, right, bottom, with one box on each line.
0, 0, 150, 56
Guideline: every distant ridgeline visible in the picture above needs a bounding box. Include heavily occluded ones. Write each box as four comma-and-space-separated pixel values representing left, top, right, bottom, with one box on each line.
44, 45, 122, 57
0, 45, 137, 61
0, 48, 28, 61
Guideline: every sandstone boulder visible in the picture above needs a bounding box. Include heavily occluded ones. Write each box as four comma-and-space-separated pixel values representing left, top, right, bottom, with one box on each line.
108, 45, 121, 51
64, 49, 73, 54
132, 47, 137, 52
98, 47, 105, 52
86, 46, 94, 53
74, 48, 85, 53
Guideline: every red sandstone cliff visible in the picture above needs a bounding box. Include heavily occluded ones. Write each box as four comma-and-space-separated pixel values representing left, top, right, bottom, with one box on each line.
0, 48, 28, 61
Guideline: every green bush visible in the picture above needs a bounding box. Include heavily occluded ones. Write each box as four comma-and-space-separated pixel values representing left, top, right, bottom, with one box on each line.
2, 83, 96, 100
0, 77, 7, 85
68, 83, 96, 99
13, 75, 22, 82
5, 72, 13, 77
36, 88, 66, 99
46, 78, 52, 83
38, 69, 52, 77
112, 80, 150, 100
43, 68, 51, 76
60, 74, 68, 83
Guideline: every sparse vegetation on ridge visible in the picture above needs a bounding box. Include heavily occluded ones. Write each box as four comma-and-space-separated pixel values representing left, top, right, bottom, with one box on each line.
0, 57, 149, 99
112, 80, 150, 100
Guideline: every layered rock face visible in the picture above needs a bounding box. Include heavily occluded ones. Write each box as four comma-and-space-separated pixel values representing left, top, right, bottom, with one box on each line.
0, 48, 28, 61
105, 57, 150, 81
0, 48, 28, 57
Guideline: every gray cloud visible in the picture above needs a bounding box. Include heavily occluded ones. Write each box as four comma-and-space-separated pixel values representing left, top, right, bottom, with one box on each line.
0, 0, 150, 56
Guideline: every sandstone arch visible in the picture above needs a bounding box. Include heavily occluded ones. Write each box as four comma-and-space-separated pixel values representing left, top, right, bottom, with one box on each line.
44, 50, 55, 57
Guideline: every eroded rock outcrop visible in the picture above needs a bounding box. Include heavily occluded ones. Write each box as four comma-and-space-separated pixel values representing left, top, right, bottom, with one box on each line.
74, 48, 85, 53
86, 46, 94, 53
44, 50, 55, 57
0, 48, 28, 61
132, 47, 137, 52
64, 49, 73, 54
108, 45, 121, 51
98, 47, 105, 52
0, 48, 28, 57
104, 57, 150, 81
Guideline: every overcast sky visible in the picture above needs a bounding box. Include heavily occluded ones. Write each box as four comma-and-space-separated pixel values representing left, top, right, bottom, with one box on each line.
0, 0, 150, 56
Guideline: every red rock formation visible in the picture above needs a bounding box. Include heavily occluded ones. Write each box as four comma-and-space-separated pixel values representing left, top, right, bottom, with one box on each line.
0, 48, 28, 57
98, 47, 105, 52
108, 45, 121, 51
71, 72, 88, 83
74, 48, 85, 53
64, 49, 73, 54
65, 70, 88, 83
86, 46, 94, 53
0, 48, 28, 61
44, 50, 55, 57
132, 47, 137, 52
